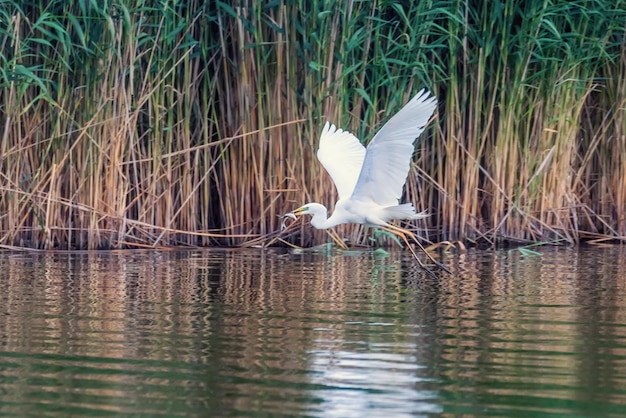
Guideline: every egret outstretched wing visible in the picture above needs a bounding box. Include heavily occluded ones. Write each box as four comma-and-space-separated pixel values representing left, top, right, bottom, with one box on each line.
351, 89, 437, 206
316, 122, 366, 199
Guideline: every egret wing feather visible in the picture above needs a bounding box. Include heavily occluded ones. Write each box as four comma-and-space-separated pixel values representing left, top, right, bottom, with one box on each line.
351, 89, 437, 206
317, 122, 366, 199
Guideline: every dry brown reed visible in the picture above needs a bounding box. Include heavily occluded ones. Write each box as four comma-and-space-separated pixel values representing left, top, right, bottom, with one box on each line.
1, 1, 625, 250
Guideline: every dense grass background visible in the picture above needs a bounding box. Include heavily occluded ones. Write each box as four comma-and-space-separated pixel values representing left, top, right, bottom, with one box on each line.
1, 0, 625, 249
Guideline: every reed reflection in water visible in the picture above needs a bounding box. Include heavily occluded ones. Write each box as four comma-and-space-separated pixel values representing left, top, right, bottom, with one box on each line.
0, 247, 625, 417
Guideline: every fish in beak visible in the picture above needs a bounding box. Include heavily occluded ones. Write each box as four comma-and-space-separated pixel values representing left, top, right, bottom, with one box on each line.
280, 210, 298, 230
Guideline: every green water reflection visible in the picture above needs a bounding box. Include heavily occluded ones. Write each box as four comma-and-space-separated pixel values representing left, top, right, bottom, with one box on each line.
0, 247, 625, 417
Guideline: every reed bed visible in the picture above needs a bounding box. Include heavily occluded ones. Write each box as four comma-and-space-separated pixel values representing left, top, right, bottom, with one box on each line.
0, 0, 625, 250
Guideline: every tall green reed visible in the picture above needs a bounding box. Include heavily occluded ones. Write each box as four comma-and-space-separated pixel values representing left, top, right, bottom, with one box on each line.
1, 0, 625, 249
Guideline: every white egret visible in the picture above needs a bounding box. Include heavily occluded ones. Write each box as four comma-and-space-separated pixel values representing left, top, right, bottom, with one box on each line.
288, 89, 449, 275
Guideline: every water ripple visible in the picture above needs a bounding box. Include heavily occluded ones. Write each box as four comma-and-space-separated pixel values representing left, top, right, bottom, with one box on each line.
0, 248, 625, 417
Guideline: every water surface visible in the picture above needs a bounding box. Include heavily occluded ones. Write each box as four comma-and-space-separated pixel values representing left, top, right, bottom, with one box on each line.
0, 247, 625, 417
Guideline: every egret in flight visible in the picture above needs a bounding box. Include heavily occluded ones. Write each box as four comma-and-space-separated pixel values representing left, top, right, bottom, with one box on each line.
286, 89, 449, 275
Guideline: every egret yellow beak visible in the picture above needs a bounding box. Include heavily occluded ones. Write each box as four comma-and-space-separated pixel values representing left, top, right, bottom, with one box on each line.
290, 206, 307, 217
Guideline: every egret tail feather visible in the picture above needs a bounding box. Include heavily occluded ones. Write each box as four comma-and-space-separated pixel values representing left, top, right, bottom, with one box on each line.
383, 203, 428, 221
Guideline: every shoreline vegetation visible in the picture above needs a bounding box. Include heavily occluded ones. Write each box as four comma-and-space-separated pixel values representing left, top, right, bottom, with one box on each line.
1, 1, 625, 250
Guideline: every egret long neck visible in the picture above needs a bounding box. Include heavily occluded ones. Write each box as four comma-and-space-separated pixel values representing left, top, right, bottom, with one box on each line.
310, 209, 331, 229
313, 210, 346, 229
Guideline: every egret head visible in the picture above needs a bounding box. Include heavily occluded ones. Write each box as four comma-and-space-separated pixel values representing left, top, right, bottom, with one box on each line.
286, 203, 330, 229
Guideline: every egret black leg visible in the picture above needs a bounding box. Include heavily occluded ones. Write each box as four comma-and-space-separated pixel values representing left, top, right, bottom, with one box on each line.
381, 225, 450, 275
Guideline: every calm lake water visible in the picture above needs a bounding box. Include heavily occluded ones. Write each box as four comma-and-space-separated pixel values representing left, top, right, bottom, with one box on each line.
0, 246, 625, 417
